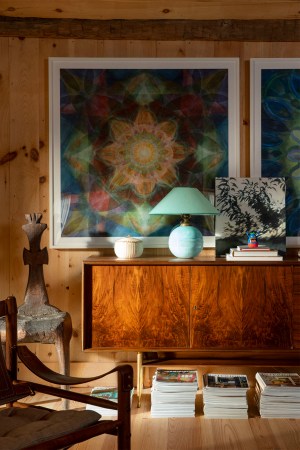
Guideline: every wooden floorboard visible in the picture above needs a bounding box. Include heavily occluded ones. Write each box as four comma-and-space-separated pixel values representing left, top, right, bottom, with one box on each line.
19, 388, 300, 450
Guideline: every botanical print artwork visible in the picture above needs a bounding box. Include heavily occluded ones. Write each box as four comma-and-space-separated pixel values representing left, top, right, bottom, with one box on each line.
59, 66, 231, 243
215, 177, 286, 257
260, 68, 300, 241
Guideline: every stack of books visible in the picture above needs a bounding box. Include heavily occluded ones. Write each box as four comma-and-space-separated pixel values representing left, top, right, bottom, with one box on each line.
202, 373, 249, 418
226, 245, 283, 261
86, 386, 134, 416
255, 372, 300, 418
150, 369, 198, 418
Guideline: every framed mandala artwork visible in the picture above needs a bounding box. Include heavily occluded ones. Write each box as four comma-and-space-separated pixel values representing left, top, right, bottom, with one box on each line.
250, 58, 300, 247
49, 57, 239, 248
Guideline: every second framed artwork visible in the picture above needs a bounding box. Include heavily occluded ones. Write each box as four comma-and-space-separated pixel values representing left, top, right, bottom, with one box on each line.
251, 58, 300, 247
49, 57, 239, 249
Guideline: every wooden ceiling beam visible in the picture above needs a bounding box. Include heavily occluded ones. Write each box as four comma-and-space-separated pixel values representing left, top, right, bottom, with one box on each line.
0, 17, 300, 41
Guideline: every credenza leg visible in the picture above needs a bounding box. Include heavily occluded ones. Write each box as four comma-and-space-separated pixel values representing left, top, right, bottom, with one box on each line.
137, 351, 143, 407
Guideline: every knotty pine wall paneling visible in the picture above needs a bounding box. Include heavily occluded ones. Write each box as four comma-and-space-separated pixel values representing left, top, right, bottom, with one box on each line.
102, 40, 157, 57
0, 37, 300, 374
68, 39, 100, 57
9, 38, 40, 304
0, 38, 10, 300
1, 0, 300, 21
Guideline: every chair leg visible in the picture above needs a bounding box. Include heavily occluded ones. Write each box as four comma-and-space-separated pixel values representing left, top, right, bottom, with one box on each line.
1, 343, 5, 360
55, 322, 72, 409
55, 313, 72, 377
56, 333, 71, 378
117, 367, 132, 450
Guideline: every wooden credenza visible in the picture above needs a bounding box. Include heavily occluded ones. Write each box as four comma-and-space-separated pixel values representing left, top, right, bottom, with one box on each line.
82, 256, 300, 405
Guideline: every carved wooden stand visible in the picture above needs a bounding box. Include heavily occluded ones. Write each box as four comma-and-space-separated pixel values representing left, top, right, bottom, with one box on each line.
0, 213, 72, 407
17, 213, 72, 380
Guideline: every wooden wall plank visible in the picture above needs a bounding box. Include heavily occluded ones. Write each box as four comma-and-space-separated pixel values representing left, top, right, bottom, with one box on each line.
156, 41, 188, 57
69, 39, 100, 57
0, 37, 10, 298
8, 37, 40, 302
102, 40, 156, 57
1, 1, 300, 20
184, 41, 215, 58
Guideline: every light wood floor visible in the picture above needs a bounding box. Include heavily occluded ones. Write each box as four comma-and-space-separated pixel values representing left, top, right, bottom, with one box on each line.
21, 388, 300, 450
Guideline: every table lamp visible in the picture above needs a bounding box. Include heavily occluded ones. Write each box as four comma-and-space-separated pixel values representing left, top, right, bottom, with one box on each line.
149, 187, 219, 258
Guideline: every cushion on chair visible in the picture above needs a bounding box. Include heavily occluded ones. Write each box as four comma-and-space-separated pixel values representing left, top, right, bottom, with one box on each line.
0, 406, 101, 450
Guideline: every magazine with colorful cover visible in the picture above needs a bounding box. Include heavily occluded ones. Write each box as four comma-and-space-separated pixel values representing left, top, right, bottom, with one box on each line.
202, 373, 249, 418
151, 369, 198, 417
152, 370, 198, 393
256, 373, 300, 394
203, 374, 249, 391
155, 369, 198, 384
86, 386, 134, 416
90, 386, 119, 400
255, 377, 300, 418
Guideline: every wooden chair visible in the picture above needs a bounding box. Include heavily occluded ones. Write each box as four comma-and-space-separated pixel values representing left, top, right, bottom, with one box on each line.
0, 296, 133, 450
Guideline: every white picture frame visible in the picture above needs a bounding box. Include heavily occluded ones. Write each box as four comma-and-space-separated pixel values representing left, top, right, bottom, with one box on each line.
250, 58, 300, 247
49, 57, 240, 248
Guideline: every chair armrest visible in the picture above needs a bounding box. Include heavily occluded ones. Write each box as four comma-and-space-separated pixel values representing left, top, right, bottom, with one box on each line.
17, 345, 133, 388
26, 381, 120, 410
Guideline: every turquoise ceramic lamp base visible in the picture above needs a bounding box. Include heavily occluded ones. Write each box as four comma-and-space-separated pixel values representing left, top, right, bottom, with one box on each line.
169, 224, 203, 258
149, 187, 219, 258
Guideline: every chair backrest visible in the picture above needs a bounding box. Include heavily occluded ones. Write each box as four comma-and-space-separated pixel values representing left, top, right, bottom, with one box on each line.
0, 297, 32, 405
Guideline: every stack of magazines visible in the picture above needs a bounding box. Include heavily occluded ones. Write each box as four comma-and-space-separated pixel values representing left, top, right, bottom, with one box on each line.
255, 372, 300, 418
86, 386, 134, 416
202, 373, 249, 418
226, 245, 283, 261
151, 369, 198, 418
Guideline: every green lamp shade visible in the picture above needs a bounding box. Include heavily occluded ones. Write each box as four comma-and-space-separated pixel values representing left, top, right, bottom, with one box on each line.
149, 187, 219, 259
149, 187, 219, 216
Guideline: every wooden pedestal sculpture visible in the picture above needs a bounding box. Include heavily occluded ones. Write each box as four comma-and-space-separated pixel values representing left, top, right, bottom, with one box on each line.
18, 213, 72, 375
0, 213, 72, 397
17, 213, 72, 379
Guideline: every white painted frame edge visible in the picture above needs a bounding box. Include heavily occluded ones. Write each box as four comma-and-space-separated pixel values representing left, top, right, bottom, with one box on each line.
250, 58, 300, 247
49, 57, 240, 249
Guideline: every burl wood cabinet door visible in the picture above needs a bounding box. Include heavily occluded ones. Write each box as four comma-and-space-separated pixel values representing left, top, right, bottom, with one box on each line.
88, 265, 190, 349
190, 265, 294, 349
